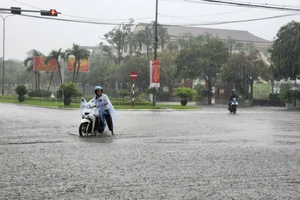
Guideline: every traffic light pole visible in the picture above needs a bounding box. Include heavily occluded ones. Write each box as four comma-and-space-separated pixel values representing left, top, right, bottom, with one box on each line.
0, 15, 14, 96
0, 7, 60, 96
0, 8, 61, 15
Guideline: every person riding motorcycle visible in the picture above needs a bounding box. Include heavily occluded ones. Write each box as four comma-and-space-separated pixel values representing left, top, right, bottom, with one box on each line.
228, 89, 238, 110
93, 86, 116, 135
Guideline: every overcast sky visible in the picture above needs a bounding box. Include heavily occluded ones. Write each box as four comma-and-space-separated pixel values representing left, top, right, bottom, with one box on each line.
0, 0, 299, 61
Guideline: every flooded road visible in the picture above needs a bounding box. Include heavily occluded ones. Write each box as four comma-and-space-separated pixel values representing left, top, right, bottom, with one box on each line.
0, 103, 300, 199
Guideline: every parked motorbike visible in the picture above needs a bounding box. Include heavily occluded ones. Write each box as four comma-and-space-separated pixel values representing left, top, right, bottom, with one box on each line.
228, 97, 238, 114
79, 98, 105, 137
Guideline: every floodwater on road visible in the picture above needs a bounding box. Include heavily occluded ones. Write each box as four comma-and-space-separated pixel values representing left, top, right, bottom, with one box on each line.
0, 103, 300, 200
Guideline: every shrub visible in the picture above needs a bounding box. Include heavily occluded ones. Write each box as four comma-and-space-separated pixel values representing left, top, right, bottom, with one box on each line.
56, 82, 82, 98
117, 89, 130, 98
279, 90, 300, 103
172, 87, 196, 101
28, 89, 52, 98
137, 92, 148, 101
14, 84, 28, 96
194, 84, 204, 102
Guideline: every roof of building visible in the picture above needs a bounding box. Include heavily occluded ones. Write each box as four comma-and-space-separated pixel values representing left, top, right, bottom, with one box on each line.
81, 46, 101, 50
136, 23, 271, 44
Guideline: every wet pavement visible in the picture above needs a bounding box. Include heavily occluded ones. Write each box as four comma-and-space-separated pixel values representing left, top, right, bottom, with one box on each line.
0, 103, 300, 200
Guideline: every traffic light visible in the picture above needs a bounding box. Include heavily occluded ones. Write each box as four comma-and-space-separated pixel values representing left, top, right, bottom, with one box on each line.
40, 9, 58, 16
11, 7, 21, 14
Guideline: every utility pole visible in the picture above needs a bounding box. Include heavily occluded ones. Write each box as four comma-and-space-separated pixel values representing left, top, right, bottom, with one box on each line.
152, 0, 158, 106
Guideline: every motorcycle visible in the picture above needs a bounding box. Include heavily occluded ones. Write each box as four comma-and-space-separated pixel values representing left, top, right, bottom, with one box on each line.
79, 98, 105, 137
228, 97, 238, 114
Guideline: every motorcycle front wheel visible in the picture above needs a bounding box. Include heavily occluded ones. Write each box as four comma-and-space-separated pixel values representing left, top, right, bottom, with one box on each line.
79, 122, 89, 137
232, 106, 237, 114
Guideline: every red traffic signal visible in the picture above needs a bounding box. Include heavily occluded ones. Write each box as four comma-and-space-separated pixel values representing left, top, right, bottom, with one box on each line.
40, 9, 58, 16
50, 9, 58, 16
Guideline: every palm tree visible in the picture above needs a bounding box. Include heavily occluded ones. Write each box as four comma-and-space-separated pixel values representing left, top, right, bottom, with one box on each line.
65, 43, 90, 83
157, 25, 170, 53
136, 26, 153, 61
45, 48, 65, 91
23, 50, 44, 91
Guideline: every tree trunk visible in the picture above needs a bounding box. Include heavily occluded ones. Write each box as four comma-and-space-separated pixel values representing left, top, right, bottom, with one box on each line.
72, 61, 76, 83
82, 83, 86, 96
58, 63, 63, 84
35, 72, 38, 91
117, 50, 122, 64
75, 60, 81, 83
38, 72, 41, 90
249, 78, 253, 100
48, 72, 54, 92
146, 46, 150, 61
207, 79, 212, 105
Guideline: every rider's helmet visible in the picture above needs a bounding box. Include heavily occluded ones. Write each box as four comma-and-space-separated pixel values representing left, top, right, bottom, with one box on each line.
231, 89, 236, 93
94, 86, 103, 94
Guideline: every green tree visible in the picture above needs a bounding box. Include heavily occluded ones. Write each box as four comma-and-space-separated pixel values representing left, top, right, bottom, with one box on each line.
270, 21, 300, 81
176, 33, 194, 48
3, 59, 32, 90
119, 54, 149, 91
23, 50, 44, 91
88, 54, 112, 90
159, 51, 179, 88
226, 37, 236, 55
157, 25, 170, 53
102, 18, 134, 64
135, 25, 153, 61
166, 40, 179, 52
219, 50, 268, 99
175, 35, 229, 104
45, 48, 65, 88
65, 43, 90, 83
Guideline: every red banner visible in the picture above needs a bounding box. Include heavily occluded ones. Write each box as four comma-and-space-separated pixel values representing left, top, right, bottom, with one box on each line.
34, 56, 57, 71
150, 60, 160, 88
67, 57, 89, 72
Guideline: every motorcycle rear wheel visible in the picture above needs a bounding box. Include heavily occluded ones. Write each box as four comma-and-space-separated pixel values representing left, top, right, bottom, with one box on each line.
79, 122, 89, 137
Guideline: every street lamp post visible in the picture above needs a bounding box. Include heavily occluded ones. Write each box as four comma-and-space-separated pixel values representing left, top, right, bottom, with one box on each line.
1, 14, 14, 96
152, 0, 158, 106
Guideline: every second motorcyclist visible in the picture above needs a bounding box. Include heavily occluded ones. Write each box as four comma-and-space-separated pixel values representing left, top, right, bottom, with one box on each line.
228, 89, 238, 111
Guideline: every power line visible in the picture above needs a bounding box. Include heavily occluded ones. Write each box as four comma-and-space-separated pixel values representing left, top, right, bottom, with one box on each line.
163, 0, 300, 10
11, 0, 153, 22
3, 0, 300, 27
11, 0, 44, 10
183, 0, 300, 11
182, 12, 300, 26
10, 0, 300, 24
18, 13, 121, 26
158, 8, 250, 21
7, 10, 298, 28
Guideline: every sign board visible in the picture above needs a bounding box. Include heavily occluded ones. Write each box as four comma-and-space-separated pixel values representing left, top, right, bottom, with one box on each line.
67, 57, 90, 72
34, 56, 57, 71
150, 60, 160, 88
130, 71, 138, 81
